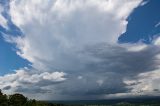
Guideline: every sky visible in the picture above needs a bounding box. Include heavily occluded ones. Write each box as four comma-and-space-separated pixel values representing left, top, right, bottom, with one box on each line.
0, 0, 160, 100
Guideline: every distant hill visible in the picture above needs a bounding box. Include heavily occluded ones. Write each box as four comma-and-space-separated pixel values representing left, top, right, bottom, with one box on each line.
49, 97, 160, 105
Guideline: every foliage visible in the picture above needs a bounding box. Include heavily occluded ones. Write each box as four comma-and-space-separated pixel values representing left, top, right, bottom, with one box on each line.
9, 93, 27, 106
0, 89, 64, 106
0, 89, 8, 106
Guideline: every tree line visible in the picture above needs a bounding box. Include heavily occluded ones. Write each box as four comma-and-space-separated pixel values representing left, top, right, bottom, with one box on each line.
1, 89, 160, 106
0, 89, 64, 106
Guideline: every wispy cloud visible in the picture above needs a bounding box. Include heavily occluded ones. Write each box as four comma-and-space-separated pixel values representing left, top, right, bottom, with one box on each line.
0, 4, 8, 29
155, 21, 160, 27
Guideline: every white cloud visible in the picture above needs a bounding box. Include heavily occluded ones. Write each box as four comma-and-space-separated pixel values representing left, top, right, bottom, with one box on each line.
140, 0, 149, 6
8, 0, 143, 72
0, 4, 8, 29
123, 43, 147, 52
124, 69, 160, 95
152, 36, 160, 45
0, 69, 66, 95
77, 76, 83, 80
96, 79, 104, 86
155, 21, 160, 27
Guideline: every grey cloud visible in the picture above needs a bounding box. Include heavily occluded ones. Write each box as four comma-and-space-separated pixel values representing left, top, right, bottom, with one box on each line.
1, 43, 159, 99
51, 44, 160, 98
83, 44, 160, 75
19, 78, 65, 87
1, 41, 160, 99
15, 86, 52, 94
3, 86, 11, 90
2, 44, 160, 98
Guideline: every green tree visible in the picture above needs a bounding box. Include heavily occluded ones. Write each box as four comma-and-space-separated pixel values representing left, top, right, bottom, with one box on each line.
0, 89, 8, 106
9, 93, 27, 106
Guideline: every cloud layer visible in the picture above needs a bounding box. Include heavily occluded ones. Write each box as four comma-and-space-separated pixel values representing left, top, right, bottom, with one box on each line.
1, 0, 160, 100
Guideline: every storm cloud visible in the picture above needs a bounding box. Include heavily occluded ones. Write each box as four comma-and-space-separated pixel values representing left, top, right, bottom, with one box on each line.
1, 0, 160, 100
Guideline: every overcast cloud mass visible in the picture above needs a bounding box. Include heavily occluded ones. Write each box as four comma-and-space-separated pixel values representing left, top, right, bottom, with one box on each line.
0, 0, 160, 100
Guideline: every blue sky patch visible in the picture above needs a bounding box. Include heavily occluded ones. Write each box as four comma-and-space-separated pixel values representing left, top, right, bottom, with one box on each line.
119, 0, 160, 44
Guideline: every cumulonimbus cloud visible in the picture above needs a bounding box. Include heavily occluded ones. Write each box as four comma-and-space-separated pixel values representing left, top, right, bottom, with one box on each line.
1, 0, 160, 100
8, 0, 143, 72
